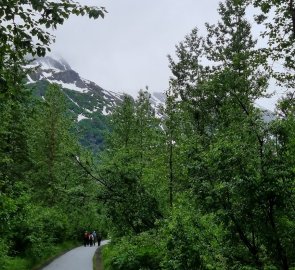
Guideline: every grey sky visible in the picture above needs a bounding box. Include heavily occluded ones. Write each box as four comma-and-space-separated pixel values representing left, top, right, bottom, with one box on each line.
51, 1, 220, 95
51, 1, 281, 110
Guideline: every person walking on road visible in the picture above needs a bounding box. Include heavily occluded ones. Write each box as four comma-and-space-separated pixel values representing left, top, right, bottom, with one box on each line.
84, 231, 89, 247
89, 233, 94, 246
97, 233, 102, 246
92, 231, 97, 246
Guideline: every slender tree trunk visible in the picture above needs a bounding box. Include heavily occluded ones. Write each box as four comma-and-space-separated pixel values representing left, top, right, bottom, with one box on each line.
230, 214, 263, 269
168, 134, 173, 208
289, 0, 295, 38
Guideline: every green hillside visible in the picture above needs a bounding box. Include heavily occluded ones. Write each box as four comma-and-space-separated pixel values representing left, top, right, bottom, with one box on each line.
28, 79, 113, 152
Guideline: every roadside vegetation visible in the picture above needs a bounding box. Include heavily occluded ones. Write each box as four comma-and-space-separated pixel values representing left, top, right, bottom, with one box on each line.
1, 0, 295, 269
0, 1, 106, 269
98, 1, 295, 269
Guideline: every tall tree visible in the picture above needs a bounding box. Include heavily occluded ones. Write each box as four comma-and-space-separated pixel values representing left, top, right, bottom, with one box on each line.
0, 1, 106, 267
97, 94, 162, 236
168, 0, 271, 268
28, 84, 76, 204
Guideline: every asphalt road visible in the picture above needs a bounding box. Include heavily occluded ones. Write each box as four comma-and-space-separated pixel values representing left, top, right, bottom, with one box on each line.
42, 240, 109, 270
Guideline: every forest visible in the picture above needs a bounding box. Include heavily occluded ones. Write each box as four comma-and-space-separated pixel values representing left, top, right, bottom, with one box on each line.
1, 0, 295, 269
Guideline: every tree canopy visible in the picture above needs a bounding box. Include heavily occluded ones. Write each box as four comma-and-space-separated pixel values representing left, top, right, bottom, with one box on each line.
1, 0, 295, 269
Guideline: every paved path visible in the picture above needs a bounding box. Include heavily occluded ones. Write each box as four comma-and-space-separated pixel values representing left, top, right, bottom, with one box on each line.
42, 240, 109, 270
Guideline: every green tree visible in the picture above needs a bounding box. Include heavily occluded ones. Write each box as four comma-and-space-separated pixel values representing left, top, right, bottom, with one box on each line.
167, 0, 271, 268
0, 88, 33, 266
257, 92, 295, 269
0, 0, 105, 64
161, 87, 191, 209
20, 84, 102, 262
98, 93, 162, 236
0, 0, 106, 267
27, 84, 76, 204
252, 0, 295, 88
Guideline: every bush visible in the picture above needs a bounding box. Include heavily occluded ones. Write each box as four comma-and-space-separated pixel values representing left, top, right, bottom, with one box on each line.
0, 239, 9, 269
103, 232, 162, 270
159, 199, 226, 270
15, 205, 70, 262
2, 257, 31, 270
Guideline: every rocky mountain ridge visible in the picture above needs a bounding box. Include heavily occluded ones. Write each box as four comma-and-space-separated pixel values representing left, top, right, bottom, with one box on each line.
26, 56, 274, 151
27, 56, 125, 118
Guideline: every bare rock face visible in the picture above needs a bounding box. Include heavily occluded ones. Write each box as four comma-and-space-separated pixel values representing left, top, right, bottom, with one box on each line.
27, 56, 166, 116
51, 70, 80, 84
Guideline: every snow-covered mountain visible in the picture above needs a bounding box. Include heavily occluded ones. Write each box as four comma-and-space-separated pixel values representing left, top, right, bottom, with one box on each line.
26, 55, 274, 151
26, 56, 165, 151
27, 56, 126, 118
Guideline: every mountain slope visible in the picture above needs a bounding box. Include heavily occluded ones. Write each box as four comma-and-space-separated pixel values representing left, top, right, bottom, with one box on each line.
27, 56, 124, 116
26, 56, 166, 151
26, 56, 126, 151
26, 56, 274, 152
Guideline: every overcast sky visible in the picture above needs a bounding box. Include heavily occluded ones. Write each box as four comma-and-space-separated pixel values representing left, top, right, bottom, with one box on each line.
51, 0, 281, 110
51, 1, 220, 93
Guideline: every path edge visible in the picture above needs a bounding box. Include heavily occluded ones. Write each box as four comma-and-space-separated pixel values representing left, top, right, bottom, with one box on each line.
93, 245, 104, 270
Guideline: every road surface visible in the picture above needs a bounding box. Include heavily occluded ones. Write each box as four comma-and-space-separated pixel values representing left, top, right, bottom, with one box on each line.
42, 240, 109, 270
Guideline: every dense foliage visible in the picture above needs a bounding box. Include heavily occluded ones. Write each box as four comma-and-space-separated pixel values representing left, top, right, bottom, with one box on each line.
30, 80, 111, 152
0, 1, 106, 269
0, 82, 105, 269
99, 1, 295, 269
1, 0, 295, 269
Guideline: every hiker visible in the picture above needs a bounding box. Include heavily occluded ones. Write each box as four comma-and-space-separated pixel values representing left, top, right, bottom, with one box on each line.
97, 232, 102, 246
89, 233, 94, 246
83, 231, 89, 247
92, 231, 97, 246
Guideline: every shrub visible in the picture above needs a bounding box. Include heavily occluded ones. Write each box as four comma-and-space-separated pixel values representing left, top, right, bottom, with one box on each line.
103, 232, 162, 270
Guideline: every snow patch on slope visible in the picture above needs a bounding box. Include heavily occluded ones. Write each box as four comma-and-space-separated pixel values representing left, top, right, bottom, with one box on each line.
47, 79, 89, 93
27, 75, 35, 83
77, 114, 89, 122
102, 106, 110, 115
34, 55, 71, 72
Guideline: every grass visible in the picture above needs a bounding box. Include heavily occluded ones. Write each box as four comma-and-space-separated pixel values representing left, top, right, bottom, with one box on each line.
3, 257, 31, 270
